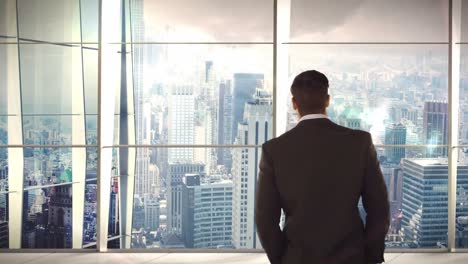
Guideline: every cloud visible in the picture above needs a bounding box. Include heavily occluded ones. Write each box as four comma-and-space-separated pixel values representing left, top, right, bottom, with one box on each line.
143, 0, 273, 42
143, 0, 449, 43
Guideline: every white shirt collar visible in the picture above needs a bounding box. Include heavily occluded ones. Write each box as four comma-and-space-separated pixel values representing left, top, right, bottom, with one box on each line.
298, 114, 329, 123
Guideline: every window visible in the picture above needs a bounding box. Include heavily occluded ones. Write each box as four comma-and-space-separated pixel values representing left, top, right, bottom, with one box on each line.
0, 0, 466, 252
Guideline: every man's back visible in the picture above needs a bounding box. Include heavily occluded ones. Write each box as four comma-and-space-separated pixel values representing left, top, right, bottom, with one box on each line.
255, 118, 390, 264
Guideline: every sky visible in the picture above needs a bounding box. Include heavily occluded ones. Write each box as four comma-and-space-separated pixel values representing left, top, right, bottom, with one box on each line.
143, 0, 450, 43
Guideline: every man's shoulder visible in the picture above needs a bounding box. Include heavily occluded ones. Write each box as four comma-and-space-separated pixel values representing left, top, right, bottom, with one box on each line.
263, 122, 371, 150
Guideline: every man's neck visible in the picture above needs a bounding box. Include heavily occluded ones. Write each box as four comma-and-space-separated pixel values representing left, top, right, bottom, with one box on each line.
298, 111, 327, 119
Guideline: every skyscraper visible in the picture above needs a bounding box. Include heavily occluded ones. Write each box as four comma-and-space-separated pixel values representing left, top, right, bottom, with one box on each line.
181, 174, 233, 248
423, 101, 448, 157
231, 73, 264, 143
217, 80, 233, 168
0, 219, 8, 248
166, 162, 205, 236
232, 88, 272, 249
385, 123, 407, 164
168, 85, 195, 162
48, 186, 73, 248
401, 159, 468, 247
143, 194, 160, 231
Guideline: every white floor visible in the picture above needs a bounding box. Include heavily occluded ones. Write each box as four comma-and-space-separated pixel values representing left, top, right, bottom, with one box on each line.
0, 253, 468, 263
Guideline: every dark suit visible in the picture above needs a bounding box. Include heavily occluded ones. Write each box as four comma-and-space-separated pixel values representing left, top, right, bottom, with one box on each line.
255, 118, 390, 264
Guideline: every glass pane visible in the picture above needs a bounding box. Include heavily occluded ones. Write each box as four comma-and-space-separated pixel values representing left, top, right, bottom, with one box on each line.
109, 146, 264, 249
83, 48, 98, 115
0, 45, 8, 115
23, 116, 72, 145
22, 184, 73, 248
0, 0, 17, 41
457, 45, 468, 248
290, 0, 448, 43
0, 43, 19, 115
0, 149, 7, 249
82, 147, 98, 247
86, 115, 97, 145
83, 180, 97, 246
456, 149, 468, 248
461, 1, 468, 43
460, 45, 468, 145
0, 116, 6, 145
106, 149, 120, 248
80, 0, 99, 44
126, 44, 272, 147
20, 44, 83, 115
287, 44, 448, 148
0, 193, 7, 248
134, 0, 273, 42
17, 0, 81, 43
379, 148, 448, 249
23, 147, 73, 188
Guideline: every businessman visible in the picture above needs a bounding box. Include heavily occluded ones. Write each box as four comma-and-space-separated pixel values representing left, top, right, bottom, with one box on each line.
255, 70, 390, 264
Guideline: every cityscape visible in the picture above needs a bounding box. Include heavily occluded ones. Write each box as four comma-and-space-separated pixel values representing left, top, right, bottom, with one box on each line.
3, 0, 468, 251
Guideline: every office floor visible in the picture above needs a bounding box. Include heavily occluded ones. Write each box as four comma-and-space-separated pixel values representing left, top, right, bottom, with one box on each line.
0, 253, 468, 263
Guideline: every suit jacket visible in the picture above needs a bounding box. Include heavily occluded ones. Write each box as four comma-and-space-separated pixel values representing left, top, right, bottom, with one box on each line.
255, 118, 390, 264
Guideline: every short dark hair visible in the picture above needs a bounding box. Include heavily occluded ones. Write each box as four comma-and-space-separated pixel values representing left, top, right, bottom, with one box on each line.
290, 70, 329, 114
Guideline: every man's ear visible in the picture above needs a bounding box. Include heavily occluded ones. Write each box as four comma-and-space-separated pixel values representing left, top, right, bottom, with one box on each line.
292, 96, 298, 110
325, 94, 330, 108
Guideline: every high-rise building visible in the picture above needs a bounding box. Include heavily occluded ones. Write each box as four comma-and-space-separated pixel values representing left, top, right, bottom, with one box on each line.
181, 174, 200, 248
401, 159, 468, 247
0, 221, 8, 248
423, 101, 448, 157
232, 88, 272, 249
109, 178, 120, 236
457, 216, 468, 248
232, 73, 264, 143
48, 186, 73, 248
166, 163, 205, 235
143, 194, 160, 231
385, 123, 407, 164
217, 80, 233, 168
181, 174, 233, 248
168, 86, 195, 162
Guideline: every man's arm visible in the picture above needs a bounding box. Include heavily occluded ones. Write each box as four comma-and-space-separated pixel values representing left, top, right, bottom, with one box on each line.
255, 144, 284, 264
362, 134, 390, 263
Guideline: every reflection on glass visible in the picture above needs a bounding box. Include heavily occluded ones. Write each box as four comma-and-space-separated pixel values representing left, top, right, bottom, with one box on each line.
0, 116, 6, 145
19, 44, 82, 115
0, 0, 17, 41
1, 44, 10, 115
287, 45, 448, 147
23, 148, 72, 187
80, 0, 99, 44
22, 185, 73, 248
83, 49, 98, 115
23, 116, 72, 145
17, 0, 80, 43
290, 0, 448, 42
461, 2, 468, 43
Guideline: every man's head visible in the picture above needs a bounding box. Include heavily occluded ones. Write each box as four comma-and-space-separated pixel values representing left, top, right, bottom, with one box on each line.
290, 70, 330, 116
